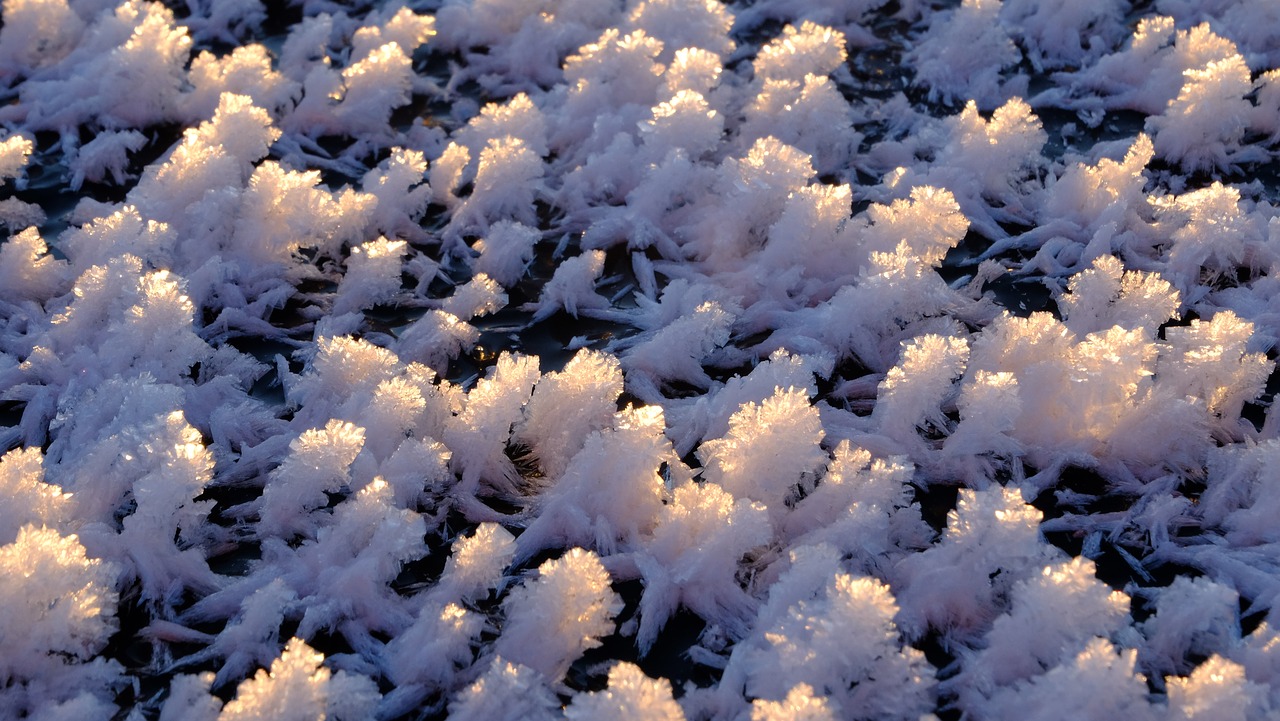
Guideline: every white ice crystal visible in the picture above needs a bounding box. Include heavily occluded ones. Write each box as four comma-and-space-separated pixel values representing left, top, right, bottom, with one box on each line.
626, 0, 735, 63
565, 662, 685, 721
956, 557, 1131, 705
448, 136, 545, 236
740, 74, 855, 177
978, 639, 1157, 721
396, 310, 480, 373
754, 22, 847, 83
472, 220, 540, 288
749, 684, 838, 721
361, 148, 432, 242
333, 237, 407, 315
515, 348, 624, 477
893, 486, 1059, 641
1141, 576, 1240, 678
14, 1, 192, 131
255, 419, 367, 541
636, 481, 771, 650
440, 273, 508, 320
1167, 655, 1269, 721
184, 44, 298, 122
517, 405, 676, 559
879, 335, 970, 437
699, 386, 825, 519
727, 568, 934, 720
782, 442, 930, 568
494, 547, 621, 682
0, 227, 69, 305
0, 0, 84, 79
435, 522, 517, 604
67, 129, 147, 190
1041, 19, 1240, 116
447, 658, 560, 721
0, 526, 122, 718
0, 447, 68, 544
0, 132, 34, 181
218, 637, 379, 721
999, 0, 1127, 70
905, 0, 1022, 108
1146, 53, 1261, 173
621, 300, 735, 399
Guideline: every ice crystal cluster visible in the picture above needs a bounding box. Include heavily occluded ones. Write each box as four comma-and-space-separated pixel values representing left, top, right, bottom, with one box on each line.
2, 0, 1280, 719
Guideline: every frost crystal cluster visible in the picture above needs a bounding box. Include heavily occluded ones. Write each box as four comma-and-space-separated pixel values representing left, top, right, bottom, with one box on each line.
2, 0, 1280, 719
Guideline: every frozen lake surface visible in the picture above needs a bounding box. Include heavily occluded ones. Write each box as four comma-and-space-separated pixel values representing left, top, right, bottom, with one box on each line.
3, 0, 1280, 719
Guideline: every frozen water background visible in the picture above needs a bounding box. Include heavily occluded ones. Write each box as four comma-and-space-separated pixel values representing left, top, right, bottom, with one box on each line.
3, 0, 1280, 719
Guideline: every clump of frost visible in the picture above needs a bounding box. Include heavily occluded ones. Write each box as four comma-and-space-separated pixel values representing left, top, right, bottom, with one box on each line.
1198, 442, 1280, 545
333, 237, 406, 315
0, 448, 69, 543
283, 32, 425, 143
493, 547, 621, 682
954, 557, 1131, 709
892, 486, 1060, 642
1027, 134, 1155, 266
0, 525, 123, 718
0, 133, 34, 184
396, 310, 479, 373
447, 658, 560, 721
551, 28, 666, 160
1140, 576, 1240, 679
1038, 19, 1239, 116
739, 71, 857, 176
217, 637, 379, 721
444, 352, 541, 503
978, 639, 1157, 720
1154, 0, 1280, 69
666, 348, 829, 455
517, 405, 677, 560
515, 348, 624, 477
0, 0, 84, 79
999, 0, 1127, 70
749, 684, 838, 721
472, 220, 540, 287
873, 333, 970, 453
679, 136, 813, 268
434, 522, 517, 605
447, 137, 545, 238
439, 273, 507, 320
753, 22, 848, 83
565, 662, 685, 721
635, 481, 771, 650
254, 419, 367, 541
698, 386, 825, 521
1057, 255, 1180, 338
0, 227, 69, 305
1145, 54, 1265, 172
67, 129, 147, 190
620, 299, 736, 401
1167, 655, 1270, 721
723, 562, 934, 720
382, 602, 483, 715
13, 1, 192, 131
169, 579, 296, 689
626, 0, 735, 64
905, 0, 1023, 108
782, 442, 931, 570
434, 0, 618, 90
526, 250, 609, 322
360, 148, 433, 243
184, 44, 298, 122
